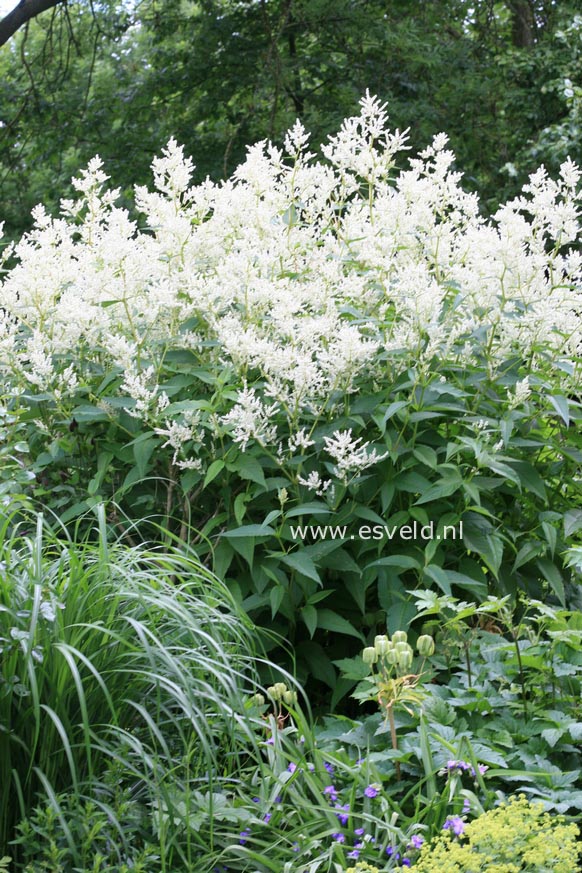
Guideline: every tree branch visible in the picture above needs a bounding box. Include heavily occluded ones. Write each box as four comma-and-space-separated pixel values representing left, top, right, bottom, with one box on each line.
0, 0, 63, 48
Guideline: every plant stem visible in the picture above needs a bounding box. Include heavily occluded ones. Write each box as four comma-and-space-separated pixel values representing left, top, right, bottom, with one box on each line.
388, 704, 401, 781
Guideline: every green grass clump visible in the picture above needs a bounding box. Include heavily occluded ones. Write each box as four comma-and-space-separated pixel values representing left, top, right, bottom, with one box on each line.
0, 506, 269, 869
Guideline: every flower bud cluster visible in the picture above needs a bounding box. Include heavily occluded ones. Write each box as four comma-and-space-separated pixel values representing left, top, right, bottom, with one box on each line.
266, 682, 297, 705
362, 631, 435, 672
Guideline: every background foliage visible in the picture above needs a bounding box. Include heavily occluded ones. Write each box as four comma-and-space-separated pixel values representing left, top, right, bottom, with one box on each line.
1, 1, 582, 240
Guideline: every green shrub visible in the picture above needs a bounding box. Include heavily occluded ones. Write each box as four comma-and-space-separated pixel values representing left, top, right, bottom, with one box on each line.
413, 795, 580, 872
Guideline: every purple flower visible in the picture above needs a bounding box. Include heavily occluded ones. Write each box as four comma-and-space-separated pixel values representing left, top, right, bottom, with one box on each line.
332, 833, 345, 843
287, 762, 297, 773
292, 842, 300, 852
239, 828, 251, 845
347, 849, 360, 859
307, 763, 315, 771
354, 827, 365, 836
462, 798, 471, 814
263, 812, 271, 824
386, 847, 401, 860
335, 803, 350, 825
443, 816, 465, 836
364, 783, 380, 798
252, 797, 260, 803
409, 835, 424, 849
324, 761, 335, 775
354, 840, 363, 849
323, 785, 339, 803
402, 860, 412, 868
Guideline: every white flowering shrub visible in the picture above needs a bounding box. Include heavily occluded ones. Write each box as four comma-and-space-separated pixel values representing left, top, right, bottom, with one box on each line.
1, 94, 581, 689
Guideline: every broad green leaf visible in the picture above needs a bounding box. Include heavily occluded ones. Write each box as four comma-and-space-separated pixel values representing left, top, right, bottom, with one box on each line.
203, 459, 225, 488
280, 551, 321, 584
230, 454, 267, 489
301, 604, 318, 637
317, 609, 364, 641
424, 564, 452, 595
270, 585, 286, 618
548, 394, 569, 426
222, 524, 275, 538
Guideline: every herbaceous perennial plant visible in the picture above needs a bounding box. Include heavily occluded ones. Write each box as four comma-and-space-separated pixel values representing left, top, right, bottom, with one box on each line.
0, 91, 580, 481
1, 93, 582, 693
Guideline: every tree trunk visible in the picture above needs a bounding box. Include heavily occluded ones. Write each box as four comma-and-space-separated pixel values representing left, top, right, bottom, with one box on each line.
507, 0, 535, 48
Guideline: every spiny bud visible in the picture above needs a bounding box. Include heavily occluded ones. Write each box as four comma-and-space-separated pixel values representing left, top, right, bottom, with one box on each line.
417, 634, 435, 657
362, 646, 378, 665
392, 630, 408, 645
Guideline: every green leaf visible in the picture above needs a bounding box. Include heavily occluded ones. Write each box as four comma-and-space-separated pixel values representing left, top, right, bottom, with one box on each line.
203, 459, 225, 488
301, 604, 318, 637
130, 433, 158, 478
414, 476, 462, 504
564, 509, 582, 539
270, 586, 286, 619
222, 524, 275, 538
316, 609, 364, 641
536, 558, 565, 605
285, 501, 331, 518
365, 555, 420, 572
234, 492, 250, 526
548, 394, 569, 426
280, 551, 321, 584
424, 564, 452, 595
233, 454, 267, 489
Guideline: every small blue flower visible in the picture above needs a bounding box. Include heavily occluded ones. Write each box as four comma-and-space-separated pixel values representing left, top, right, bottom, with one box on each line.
443, 816, 465, 836
324, 784, 339, 803
364, 782, 381, 798
347, 849, 360, 859
332, 832, 345, 843
287, 762, 297, 773
335, 803, 350, 825
409, 834, 424, 849
239, 828, 251, 845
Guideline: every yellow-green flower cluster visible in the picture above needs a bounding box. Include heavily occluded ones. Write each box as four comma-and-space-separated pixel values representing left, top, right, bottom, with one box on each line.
413, 795, 580, 873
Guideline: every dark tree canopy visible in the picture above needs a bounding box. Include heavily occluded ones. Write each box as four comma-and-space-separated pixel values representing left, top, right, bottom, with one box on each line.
0, 0, 580, 239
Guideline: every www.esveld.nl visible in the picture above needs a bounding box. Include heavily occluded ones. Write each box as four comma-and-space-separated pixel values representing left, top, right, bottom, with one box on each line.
289, 520, 464, 542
